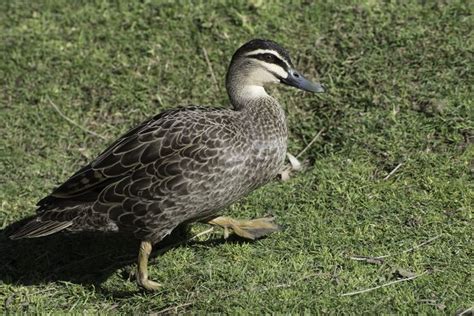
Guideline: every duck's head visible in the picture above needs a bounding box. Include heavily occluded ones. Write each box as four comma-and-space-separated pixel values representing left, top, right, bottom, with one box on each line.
226, 39, 324, 107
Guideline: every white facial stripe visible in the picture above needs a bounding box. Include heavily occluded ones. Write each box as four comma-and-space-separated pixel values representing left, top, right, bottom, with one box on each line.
249, 67, 280, 85
244, 49, 291, 69
255, 60, 288, 79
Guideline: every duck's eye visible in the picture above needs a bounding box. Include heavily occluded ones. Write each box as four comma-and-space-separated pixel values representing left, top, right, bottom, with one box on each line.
263, 54, 274, 61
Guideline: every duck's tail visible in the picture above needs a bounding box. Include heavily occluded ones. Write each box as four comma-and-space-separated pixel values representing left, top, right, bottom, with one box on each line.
9, 219, 73, 240
9, 202, 85, 240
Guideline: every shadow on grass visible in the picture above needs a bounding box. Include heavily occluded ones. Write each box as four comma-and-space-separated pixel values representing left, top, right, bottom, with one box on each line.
0, 218, 243, 292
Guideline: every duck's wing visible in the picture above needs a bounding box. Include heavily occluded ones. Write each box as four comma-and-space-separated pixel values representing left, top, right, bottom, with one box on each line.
38, 108, 240, 210
37, 110, 181, 209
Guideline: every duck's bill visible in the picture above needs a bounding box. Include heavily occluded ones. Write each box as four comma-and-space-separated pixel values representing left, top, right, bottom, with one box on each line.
281, 70, 325, 93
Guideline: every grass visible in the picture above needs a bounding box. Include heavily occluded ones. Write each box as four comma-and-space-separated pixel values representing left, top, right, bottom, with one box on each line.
0, 0, 472, 313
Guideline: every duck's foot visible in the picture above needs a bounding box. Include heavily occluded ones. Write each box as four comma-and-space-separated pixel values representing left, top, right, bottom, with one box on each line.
208, 216, 281, 240
279, 153, 304, 181
136, 240, 161, 291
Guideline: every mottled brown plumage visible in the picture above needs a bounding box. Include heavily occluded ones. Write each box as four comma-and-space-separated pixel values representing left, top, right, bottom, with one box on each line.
11, 39, 324, 290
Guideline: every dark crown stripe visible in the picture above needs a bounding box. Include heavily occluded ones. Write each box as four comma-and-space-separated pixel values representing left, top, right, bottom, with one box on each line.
246, 53, 290, 71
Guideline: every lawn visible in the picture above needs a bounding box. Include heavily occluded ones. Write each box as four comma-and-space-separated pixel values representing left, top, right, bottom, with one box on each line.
0, 0, 472, 313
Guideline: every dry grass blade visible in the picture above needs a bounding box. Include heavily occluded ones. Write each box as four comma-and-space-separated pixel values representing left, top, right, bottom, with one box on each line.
47, 96, 107, 140
349, 235, 442, 262
340, 271, 429, 297
377, 235, 442, 259
296, 128, 325, 159
457, 307, 474, 316
202, 46, 220, 91
153, 227, 215, 255
189, 227, 214, 241
384, 163, 403, 180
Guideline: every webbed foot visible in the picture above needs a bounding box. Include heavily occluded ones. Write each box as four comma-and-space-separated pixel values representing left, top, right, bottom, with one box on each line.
208, 216, 281, 240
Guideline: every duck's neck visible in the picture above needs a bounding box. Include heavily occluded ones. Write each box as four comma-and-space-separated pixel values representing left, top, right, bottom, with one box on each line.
225, 66, 287, 138
227, 84, 270, 110
226, 62, 273, 110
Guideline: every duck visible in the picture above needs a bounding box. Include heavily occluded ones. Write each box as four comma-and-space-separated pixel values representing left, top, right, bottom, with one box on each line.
10, 39, 324, 290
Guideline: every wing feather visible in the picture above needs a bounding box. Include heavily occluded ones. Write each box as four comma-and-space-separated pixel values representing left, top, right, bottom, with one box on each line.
41, 112, 172, 203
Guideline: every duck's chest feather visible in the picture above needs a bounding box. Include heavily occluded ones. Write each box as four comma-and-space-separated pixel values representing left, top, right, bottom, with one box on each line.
243, 136, 287, 185
241, 97, 288, 184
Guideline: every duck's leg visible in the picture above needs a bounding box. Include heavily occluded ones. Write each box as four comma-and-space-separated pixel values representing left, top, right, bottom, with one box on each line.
136, 240, 161, 291
208, 216, 281, 240
279, 152, 303, 181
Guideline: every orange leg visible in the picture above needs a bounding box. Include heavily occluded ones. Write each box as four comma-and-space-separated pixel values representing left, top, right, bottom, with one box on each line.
136, 241, 161, 291
208, 216, 281, 240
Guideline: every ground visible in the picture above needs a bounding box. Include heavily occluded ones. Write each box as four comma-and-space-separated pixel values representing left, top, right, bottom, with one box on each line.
0, 0, 472, 314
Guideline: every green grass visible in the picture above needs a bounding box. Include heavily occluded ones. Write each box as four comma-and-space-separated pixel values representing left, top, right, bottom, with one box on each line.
1, 0, 472, 313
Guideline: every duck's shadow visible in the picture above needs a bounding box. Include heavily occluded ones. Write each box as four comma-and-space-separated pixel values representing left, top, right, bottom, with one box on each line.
0, 217, 240, 291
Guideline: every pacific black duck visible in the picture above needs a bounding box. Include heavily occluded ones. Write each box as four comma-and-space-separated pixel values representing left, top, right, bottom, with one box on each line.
11, 39, 324, 290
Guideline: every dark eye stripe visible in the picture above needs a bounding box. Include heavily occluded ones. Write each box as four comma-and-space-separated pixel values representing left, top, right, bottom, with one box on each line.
247, 53, 290, 71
